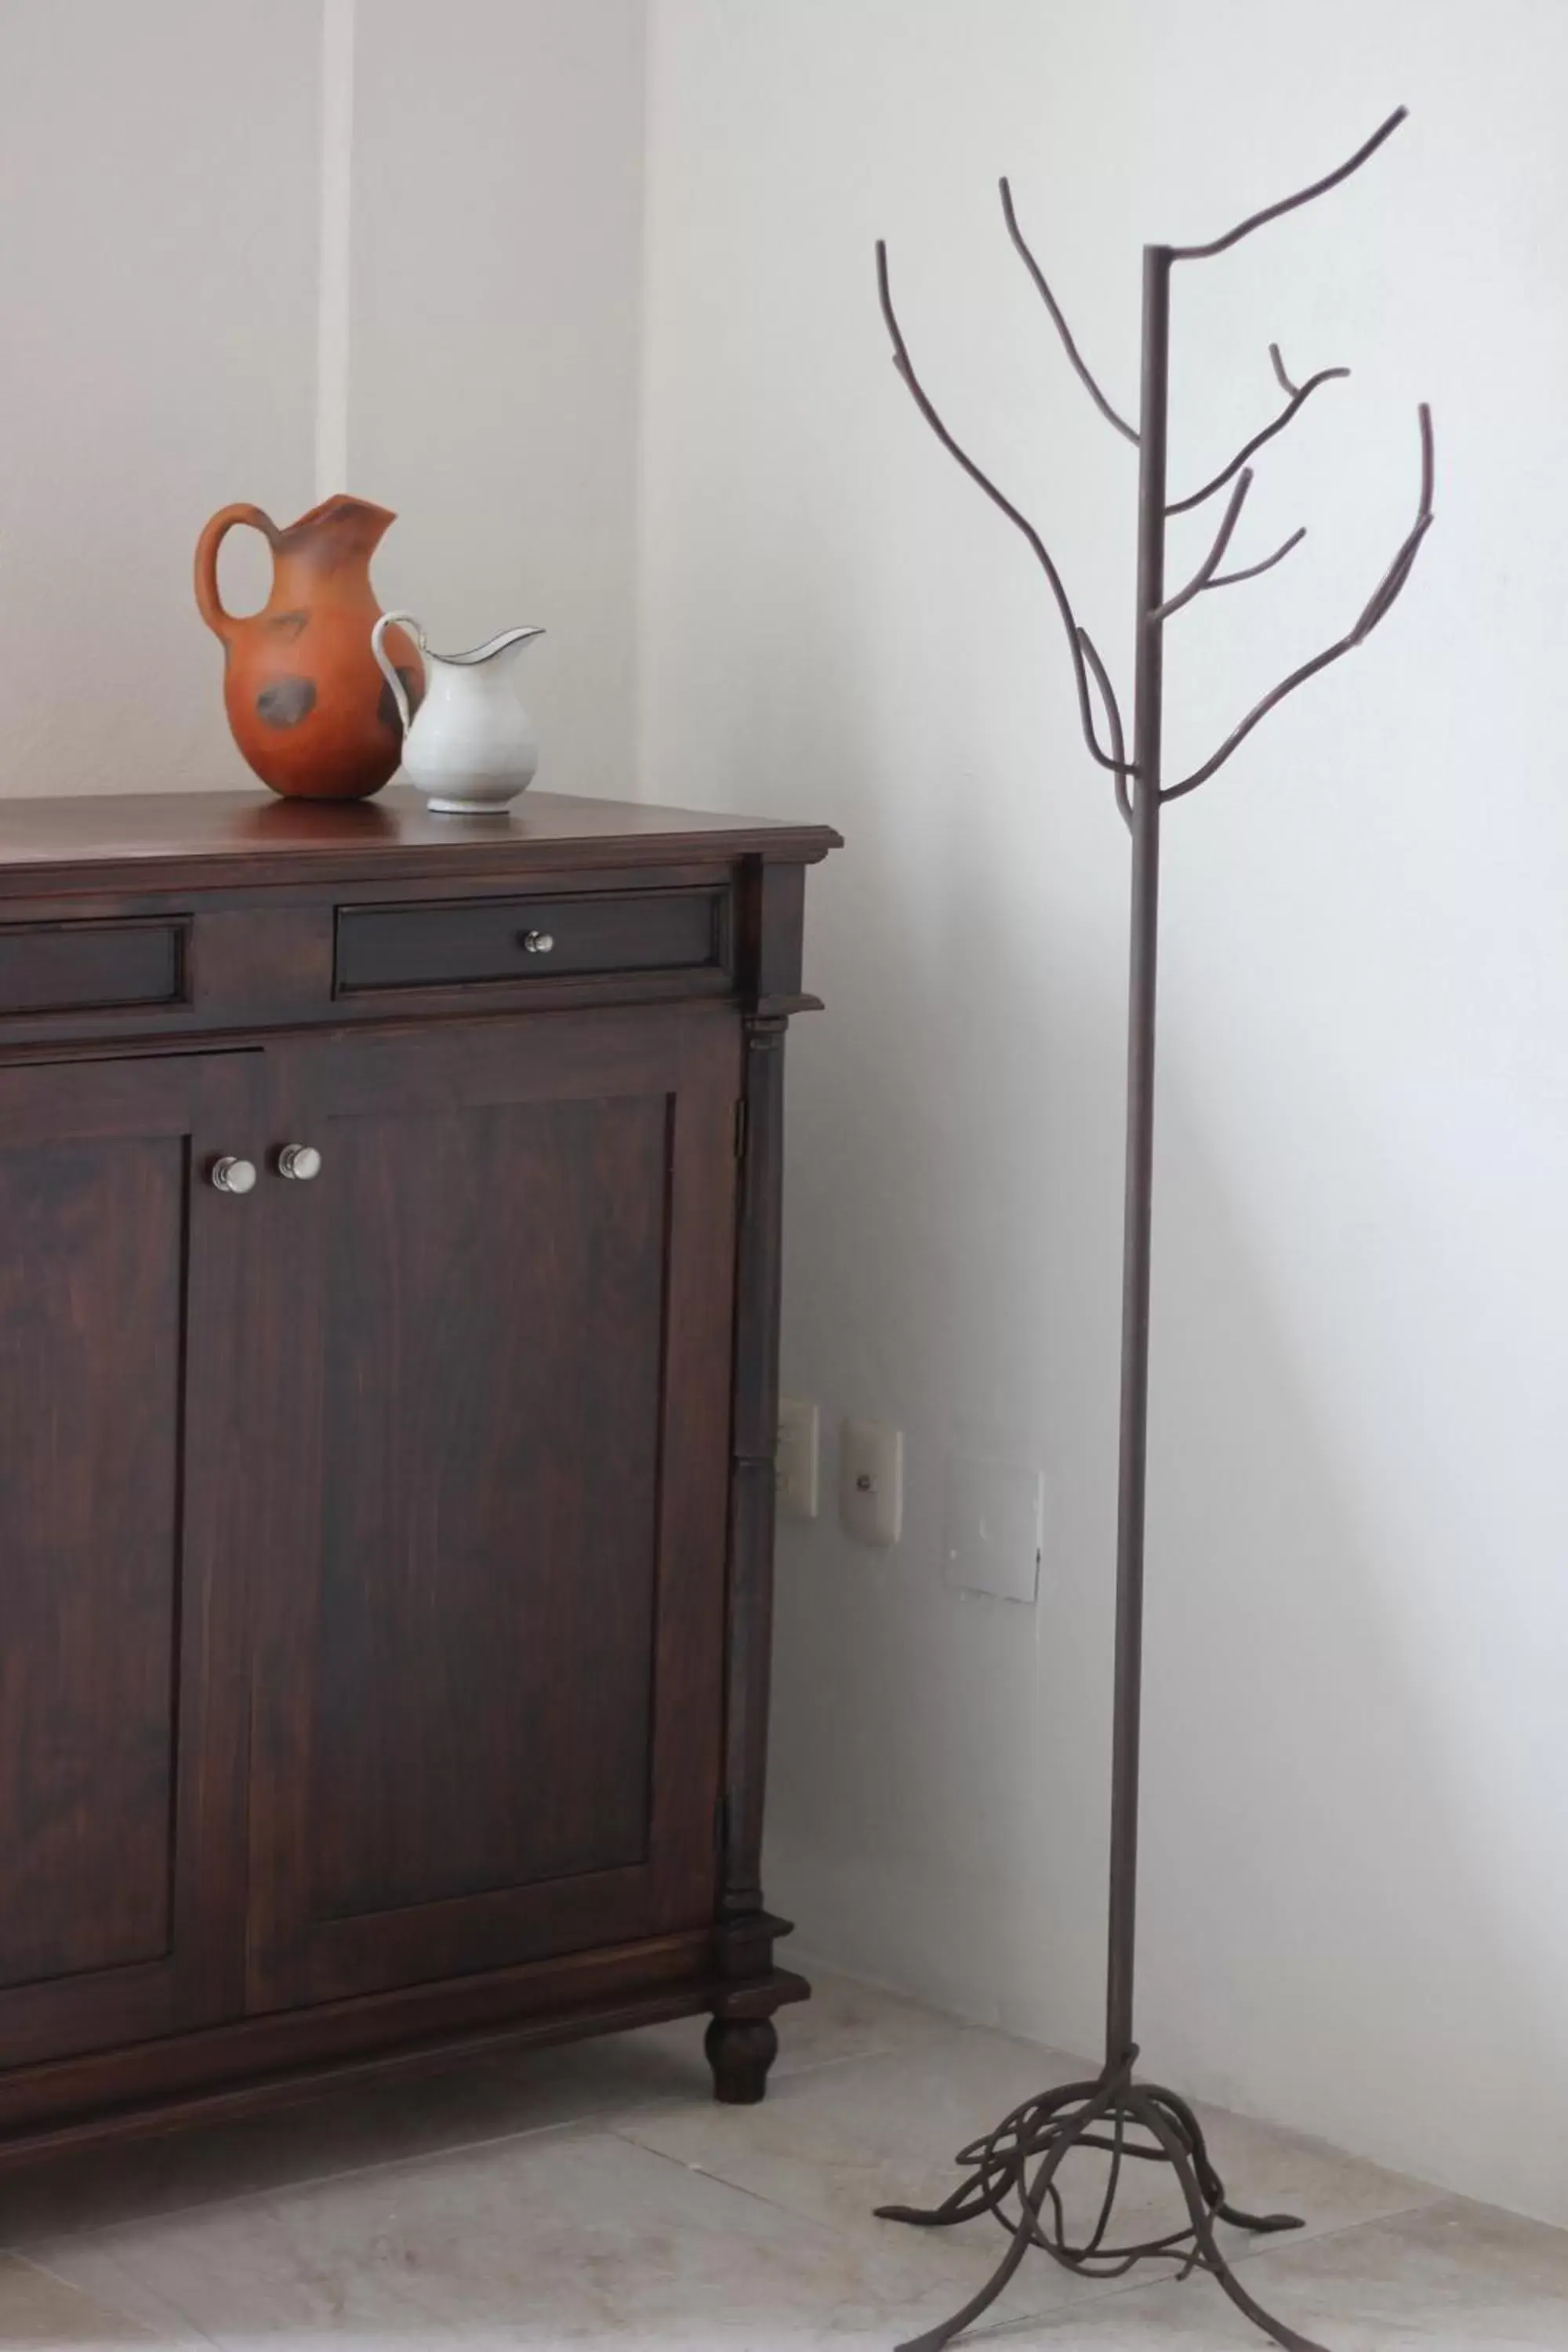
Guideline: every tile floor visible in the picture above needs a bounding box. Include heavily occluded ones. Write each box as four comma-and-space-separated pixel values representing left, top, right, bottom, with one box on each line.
0, 1972, 1561, 2347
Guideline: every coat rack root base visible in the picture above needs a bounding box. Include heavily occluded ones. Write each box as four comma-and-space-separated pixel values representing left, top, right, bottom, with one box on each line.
876, 2046, 1328, 2352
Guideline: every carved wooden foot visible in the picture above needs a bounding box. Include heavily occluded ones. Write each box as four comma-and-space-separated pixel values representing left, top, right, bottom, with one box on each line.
705, 2014, 779, 2104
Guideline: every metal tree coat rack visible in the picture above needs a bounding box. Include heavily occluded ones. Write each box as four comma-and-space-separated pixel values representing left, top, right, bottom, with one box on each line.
873, 110, 1434, 2352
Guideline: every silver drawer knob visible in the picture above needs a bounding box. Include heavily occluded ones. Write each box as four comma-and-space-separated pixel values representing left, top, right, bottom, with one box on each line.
210, 1156, 257, 1196
276, 1143, 322, 1182
521, 929, 555, 955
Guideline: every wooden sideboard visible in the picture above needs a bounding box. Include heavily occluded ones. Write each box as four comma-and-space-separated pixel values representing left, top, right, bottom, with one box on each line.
0, 786, 838, 2161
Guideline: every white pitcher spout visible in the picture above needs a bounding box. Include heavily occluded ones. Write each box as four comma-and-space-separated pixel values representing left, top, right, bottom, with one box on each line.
443, 624, 546, 668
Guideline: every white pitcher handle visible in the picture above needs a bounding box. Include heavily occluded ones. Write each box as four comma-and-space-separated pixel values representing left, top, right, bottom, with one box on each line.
372, 611, 423, 732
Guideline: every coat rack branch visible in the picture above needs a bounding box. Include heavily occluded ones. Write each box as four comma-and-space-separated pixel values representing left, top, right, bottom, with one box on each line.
1169, 103, 1408, 260
1207, 524, 1308, 593
1165, 404, 1434, 802
999, 176, 1141, 445
877, 241, 1134, 782
1154, 467, 1255, 616
1165, 363, 1349, 515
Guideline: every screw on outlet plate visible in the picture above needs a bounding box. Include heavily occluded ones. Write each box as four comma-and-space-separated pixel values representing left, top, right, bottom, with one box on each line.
840, 1421, 902, 1547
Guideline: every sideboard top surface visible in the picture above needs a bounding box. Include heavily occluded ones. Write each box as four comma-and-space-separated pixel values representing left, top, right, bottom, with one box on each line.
0, 789, 841, 898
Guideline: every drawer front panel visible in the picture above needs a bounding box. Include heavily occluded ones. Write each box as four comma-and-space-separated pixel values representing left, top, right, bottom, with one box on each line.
0, 920, 186, 1017
335, 889, 725, 996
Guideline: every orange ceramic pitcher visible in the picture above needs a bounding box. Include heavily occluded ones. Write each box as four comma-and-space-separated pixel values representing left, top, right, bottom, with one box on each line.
194, 495, 423, 800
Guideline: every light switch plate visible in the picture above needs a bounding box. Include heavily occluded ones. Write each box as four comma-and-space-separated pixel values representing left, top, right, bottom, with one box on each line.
839, 1418, 903, 1547
776, 1396, 820, 1520
942, 1450, 1043, 1602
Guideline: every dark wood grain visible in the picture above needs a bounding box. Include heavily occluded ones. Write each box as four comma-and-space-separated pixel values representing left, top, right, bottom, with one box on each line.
314, 1089, 668, 1910
0, 1052, 258, 2063
735, 855, 810, 1013
0, 789, 840, 901
336, 887, 725, 993
0, 789, 832, 2151
0, 1129, 181, 1983
0, 919, 184, 1015
0, 1928, 709, 2135
191, 904, 334, 1019
247, 1008, 739, 2012
0, 1947, 807, 2155
706, 2014, 780, 2104
0, 863, 748, 1054
703, 895, 812, 2097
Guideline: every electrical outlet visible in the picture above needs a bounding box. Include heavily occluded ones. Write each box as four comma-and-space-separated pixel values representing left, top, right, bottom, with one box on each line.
776, 1397, 820, 1520
839, 1419, 903, 1547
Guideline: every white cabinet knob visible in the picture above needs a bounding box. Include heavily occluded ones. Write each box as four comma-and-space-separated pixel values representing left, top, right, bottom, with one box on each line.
210, 1156, 257, 1196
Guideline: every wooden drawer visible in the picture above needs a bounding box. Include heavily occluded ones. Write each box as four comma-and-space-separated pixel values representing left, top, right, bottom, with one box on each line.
335, 888, 728, 996
0, 917, 187, 1018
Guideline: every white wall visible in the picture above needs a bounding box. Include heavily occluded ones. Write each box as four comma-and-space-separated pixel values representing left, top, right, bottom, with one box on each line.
641, 0, 1568, 2223
349, 0, 646, 797
0, 0, 646, 800
0, 1, 320, 794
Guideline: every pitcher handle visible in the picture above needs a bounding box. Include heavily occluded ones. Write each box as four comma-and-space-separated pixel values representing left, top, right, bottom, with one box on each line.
372, 611, 424, 732
194, 503, 278, 642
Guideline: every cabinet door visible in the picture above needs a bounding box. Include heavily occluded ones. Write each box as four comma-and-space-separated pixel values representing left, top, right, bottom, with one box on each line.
0, 1052, 260, 2067
247, 1008, 739, 2009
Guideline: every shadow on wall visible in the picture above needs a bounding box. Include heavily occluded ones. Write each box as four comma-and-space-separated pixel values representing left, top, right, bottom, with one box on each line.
1135, 1067, 1548, 2193
756, 601, 1553, 2218
761, 590, 1134, 2054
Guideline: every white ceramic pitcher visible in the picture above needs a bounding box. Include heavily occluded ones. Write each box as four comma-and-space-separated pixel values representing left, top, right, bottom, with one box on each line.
372, 612, 546, 815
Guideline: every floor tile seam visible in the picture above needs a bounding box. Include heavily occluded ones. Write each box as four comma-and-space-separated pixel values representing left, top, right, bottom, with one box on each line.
600, 2121, 891, 2241
0, 2041, 972, 2264
773, 2021, 975, 2082
0, 2103, 672, 2259
5, 2242, 220, 2347
600, 2119, 1220, 2316
1218, 2184, 1474, 2267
